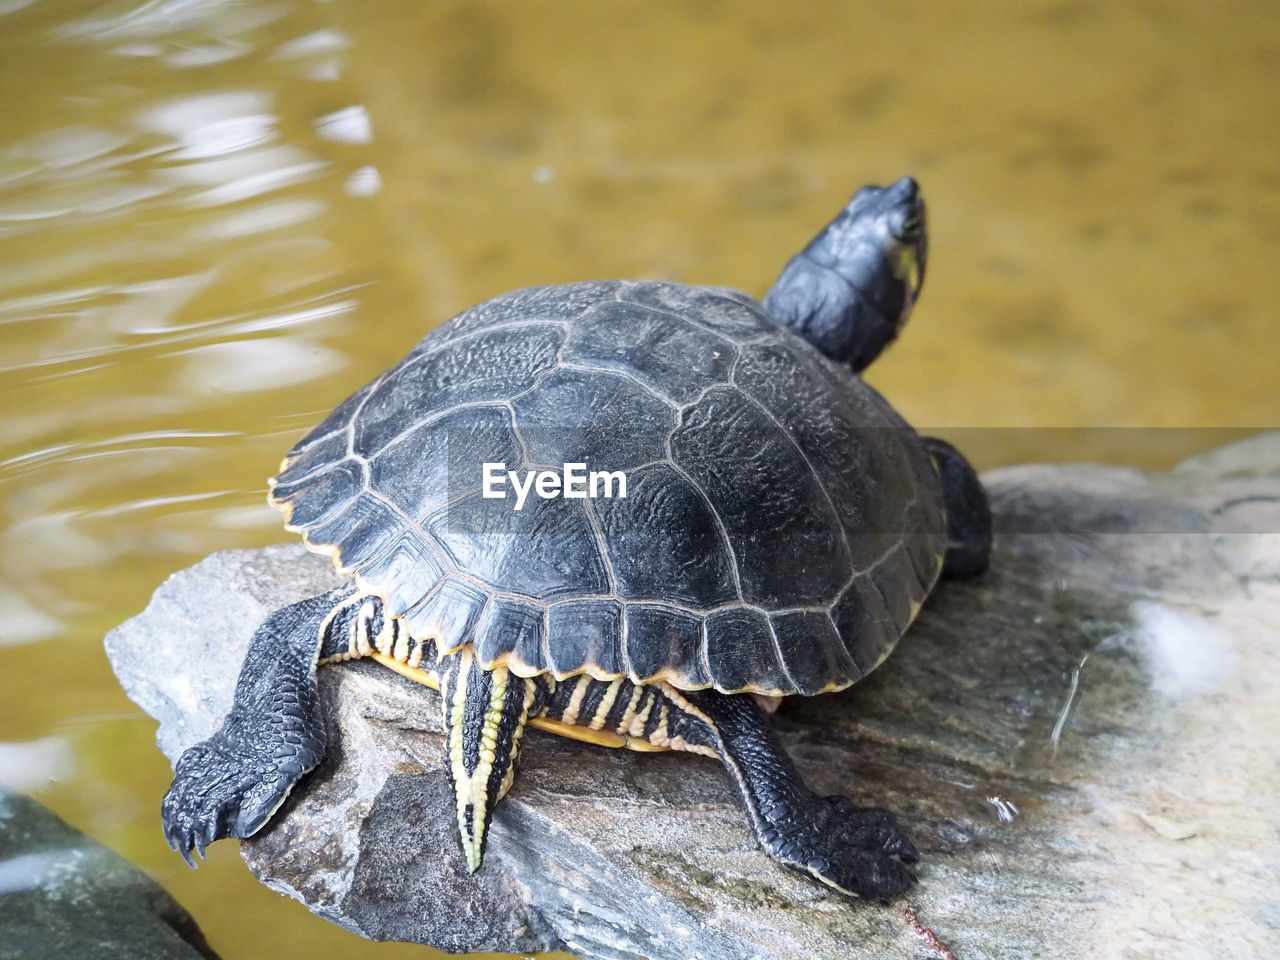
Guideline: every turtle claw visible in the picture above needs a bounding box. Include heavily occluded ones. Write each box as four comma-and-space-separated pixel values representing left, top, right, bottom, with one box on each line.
170, 828, 197, 869
768, 794, 919, 900
160, 730, 317, 865
819, 796, 919, 863
192, 822, 212, 861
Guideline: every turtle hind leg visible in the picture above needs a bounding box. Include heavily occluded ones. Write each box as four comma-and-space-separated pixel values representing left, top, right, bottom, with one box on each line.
678, 689, 918, 900
439, 649, 547, 871
923, 435, 993, 579
161, 584, 367, 865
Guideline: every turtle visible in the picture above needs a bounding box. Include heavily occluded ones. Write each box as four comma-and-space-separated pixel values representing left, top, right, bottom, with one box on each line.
161, 176, 992, 900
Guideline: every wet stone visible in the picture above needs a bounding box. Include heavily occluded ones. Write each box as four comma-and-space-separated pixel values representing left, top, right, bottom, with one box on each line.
105, 434, 1280, 959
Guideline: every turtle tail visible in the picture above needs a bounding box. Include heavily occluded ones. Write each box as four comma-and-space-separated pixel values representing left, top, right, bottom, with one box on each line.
439, 648, 545, 871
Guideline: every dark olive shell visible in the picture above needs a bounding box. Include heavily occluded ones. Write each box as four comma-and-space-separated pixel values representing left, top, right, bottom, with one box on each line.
270, 281, 945, 696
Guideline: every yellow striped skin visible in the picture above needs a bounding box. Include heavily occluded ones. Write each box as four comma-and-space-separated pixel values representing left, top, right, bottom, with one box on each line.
537, 672, 719, 760
443, 649, 479, 869
315, 591, 724, 870
559, 676, 591, 726
369, 652, 716, 758
318, 592, 718, 752
439, 650, 541, 872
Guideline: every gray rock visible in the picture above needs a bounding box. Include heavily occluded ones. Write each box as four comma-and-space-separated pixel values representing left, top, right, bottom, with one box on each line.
0, 786, 219, 960
106, 435, 1280, 959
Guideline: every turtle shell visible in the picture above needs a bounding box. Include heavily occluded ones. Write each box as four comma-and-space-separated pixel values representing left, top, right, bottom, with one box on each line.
269, 281, 946, 696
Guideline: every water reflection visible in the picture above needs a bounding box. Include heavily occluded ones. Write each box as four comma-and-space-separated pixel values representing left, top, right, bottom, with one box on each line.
0, 585, 62, 646
344, 164, 381, 196
0, 738, 75, 791
56, 0, 290, 49
314, 105, 372, 145
179, 337, 346, 393
0, 0, 376, 836
0, 11, 373, 590
0, 3, 402, 958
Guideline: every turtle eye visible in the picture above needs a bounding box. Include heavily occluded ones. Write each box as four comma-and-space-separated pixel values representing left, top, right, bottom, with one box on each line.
895, 212, 924, 242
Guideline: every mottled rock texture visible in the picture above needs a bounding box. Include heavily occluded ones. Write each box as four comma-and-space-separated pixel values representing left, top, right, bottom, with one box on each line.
0, 786, 218, 960
106, 435, 1280, 959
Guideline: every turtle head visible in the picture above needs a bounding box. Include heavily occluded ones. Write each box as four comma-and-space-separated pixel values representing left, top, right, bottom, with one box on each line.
763, 176, 927, 373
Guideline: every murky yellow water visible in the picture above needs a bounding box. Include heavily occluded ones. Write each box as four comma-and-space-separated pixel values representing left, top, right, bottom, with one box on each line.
1, 1, 1275, 957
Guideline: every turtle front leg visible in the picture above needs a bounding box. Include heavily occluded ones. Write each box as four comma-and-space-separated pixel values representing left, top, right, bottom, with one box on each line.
922, 435, 992, 579
161, 584, 365, 864
677, 689, 918, 899
438, 650, 547, 871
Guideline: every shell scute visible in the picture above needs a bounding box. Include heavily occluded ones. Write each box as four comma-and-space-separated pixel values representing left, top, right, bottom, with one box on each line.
546, 599, 624, 679
833, 577, 898, 676
593, 463, 738, 606
436, 281, 616, 341
623, 605, 708, 686
284, 380, 373, 460
770, 611, 855, 696
560, 300, 735, 404
404, 576, 488, 655
510, 365, 675, 472
358, 531, 445, 615
473, 596, 546, 674
273, 457, 362, 529
426, 491, 611, 602
317, 495, 403, 570
619, 282, 774, 340
355, 323, 563, 458
275, 429, 348, 490
367, 405, 520, 526
703, 606, 788, 694
672, 387, 850, 608
870, 543, 927, 636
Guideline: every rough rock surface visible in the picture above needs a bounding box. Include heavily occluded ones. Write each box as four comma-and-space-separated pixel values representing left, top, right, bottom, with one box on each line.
0, 786, 219, 960
106, 435, 1280, 959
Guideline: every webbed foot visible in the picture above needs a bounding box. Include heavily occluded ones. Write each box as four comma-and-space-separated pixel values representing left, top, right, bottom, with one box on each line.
161, 725, 322, 867
159, 588, 347, 866
763, 794, 918, 899
677, 689, 922, 900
